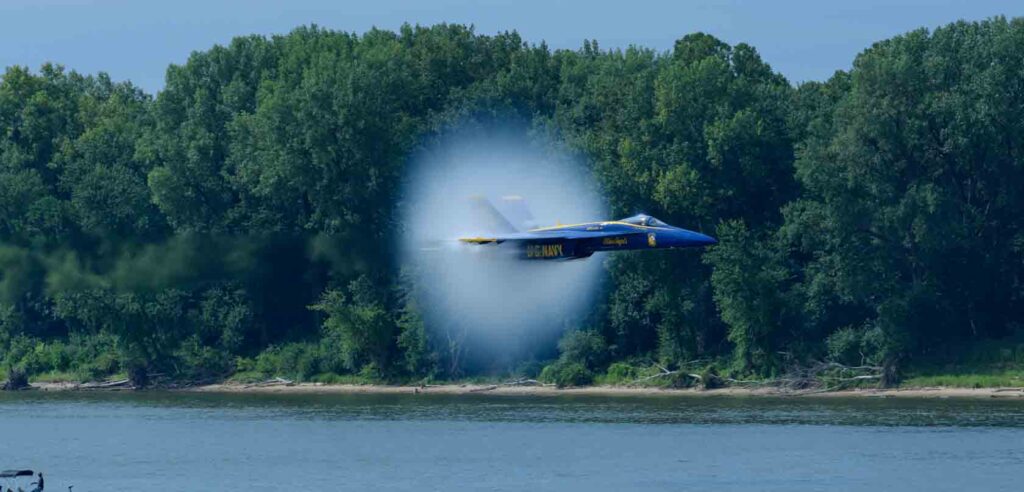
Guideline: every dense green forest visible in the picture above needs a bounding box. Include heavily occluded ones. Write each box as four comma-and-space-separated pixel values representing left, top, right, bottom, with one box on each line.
1, 18, 1023, 388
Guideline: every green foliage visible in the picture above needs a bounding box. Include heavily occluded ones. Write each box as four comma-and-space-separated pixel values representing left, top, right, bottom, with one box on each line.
174, 336, 234, 381
601, 361, 640, 385
395, 294, 433, 377
782, 17, 1024, 367
902, 372, 1024, 389
254, 343, 322, 381
65, 332, 120, 380
556, 330, 609, 371
539, 361, 593, 388
705, 221, 794, 376
513, 360, 545, 379
547, 330, 611, 387
52, 288, 190, 371
196, 287, 254, 353
699, 364, 724, 390
311, 276, 397, 375
1, 19, 1022, 386
1, 335, 69, 375
826, 326, 885, 367
0, 331, 121, 381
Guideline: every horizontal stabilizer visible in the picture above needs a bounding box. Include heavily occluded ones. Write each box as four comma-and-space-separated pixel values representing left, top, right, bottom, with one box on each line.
458, 237, 500, 244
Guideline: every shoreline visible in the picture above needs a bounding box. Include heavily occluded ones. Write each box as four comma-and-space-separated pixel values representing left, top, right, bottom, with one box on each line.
24, 381, 1024, 399
189, 382, 1024, 399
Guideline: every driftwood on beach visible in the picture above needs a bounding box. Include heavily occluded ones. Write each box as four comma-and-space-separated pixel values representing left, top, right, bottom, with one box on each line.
79, 378, 131, 389
462, 378, 554, 393
621, 360, 885, 394
501, 378, 551, 387
242, 377, 295, 389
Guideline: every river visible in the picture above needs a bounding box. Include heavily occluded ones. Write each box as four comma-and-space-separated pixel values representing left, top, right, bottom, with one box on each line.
1, 391, 1022, 491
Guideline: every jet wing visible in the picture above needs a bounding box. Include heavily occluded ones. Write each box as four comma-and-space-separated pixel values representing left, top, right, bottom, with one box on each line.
459, 229, 643, 244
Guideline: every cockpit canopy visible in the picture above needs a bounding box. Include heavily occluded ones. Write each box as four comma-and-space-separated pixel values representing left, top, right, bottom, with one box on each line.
620, 214, 669, 227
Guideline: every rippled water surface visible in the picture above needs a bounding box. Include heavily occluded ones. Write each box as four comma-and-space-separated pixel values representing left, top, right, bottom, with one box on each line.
1, 391, 1023, 491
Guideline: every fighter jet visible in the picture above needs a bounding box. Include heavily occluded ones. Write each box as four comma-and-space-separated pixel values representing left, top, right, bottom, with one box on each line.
458, 196, 716, 260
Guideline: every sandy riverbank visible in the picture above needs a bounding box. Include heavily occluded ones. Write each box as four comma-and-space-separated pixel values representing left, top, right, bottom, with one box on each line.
185, 382, 1024, 399
24, 380, 1024, 399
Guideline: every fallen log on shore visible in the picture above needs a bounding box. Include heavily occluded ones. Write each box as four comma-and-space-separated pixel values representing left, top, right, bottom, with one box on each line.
620, 360, 885, 394
500, 378, 553, 387
79, 378, 131, 389
242, 377, 295, 388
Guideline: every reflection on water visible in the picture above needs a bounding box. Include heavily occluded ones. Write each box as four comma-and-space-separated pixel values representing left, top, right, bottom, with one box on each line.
5, 391, 1024, 426
1, 392, 1022, 491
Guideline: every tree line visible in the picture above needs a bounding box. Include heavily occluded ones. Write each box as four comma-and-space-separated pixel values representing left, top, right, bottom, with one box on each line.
1, 18, 1022, 386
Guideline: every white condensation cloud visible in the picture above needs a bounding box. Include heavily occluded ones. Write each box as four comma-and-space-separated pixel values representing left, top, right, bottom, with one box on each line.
400, 127, 607, 363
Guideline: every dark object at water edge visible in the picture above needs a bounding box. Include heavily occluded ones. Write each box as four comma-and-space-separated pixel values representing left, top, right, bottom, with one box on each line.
2, 368, 29, 391
128, 364, 149, 389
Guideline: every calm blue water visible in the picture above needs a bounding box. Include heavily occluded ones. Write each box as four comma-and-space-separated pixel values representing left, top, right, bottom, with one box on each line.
1, 392, 1023, 491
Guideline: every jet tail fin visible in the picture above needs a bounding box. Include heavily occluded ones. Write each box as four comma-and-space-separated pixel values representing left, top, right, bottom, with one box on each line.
495, 195, 536, 231
468, 196, 519, 233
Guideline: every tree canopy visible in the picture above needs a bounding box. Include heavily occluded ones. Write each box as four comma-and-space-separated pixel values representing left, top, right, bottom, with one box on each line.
2, 19, 1022, 385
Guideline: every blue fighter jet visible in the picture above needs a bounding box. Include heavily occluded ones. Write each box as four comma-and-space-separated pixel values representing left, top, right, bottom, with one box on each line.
458, 197, 716, 260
